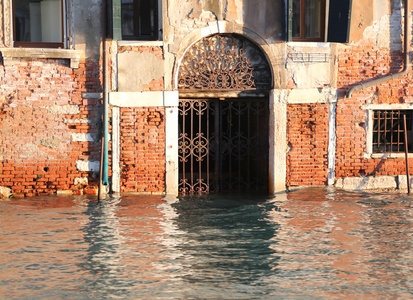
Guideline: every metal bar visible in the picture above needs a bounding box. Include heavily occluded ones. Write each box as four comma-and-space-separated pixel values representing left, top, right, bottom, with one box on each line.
198, 101, 202, 192
237, 101, 242, 188
214, 99, 220, 192
190, 101, 194, 189
377, 112, 381, 152
247, 101, 251, 190
404, 114, 410, 194
206, 100, 210, 191
181, 101, 186, 189
98, 136, 105, 202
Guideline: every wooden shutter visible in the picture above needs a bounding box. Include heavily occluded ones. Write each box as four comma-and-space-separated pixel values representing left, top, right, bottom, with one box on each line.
327, 0, 352, 43
107, 0, 122, 40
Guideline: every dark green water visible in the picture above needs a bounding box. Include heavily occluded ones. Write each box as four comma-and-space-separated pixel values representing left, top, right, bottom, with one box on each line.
1, 188, 412, 299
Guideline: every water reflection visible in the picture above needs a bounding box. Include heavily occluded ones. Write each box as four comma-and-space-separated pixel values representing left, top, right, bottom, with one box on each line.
170, 195, 281, 286
270, 188, 413, 298
0, 189, 412, 299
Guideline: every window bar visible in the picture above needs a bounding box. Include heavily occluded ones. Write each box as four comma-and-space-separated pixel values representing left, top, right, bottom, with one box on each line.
396, 110, 404, 152
377, 111, 381, 152
390, 110, 394, 152
384, 110, 388, 152
397, 110, 404, 152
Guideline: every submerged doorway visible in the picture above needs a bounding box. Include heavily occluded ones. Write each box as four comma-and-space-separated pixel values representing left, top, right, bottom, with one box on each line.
178, 97, 269, 194
177, 33, 273, 195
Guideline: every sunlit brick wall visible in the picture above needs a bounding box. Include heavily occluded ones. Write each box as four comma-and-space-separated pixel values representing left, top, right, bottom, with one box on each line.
0, 58, 104, 197
287, 103, 329, 186
335, 40, 413, 179
119, 107, 166, 193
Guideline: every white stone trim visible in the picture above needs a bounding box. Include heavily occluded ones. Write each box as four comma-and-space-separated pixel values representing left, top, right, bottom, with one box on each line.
109, 91, 179, 107
110, 91, 179, 195
0, 48, 82, 68
286, 87, 337, 104
363, 104, 413, 110
117, 41, 164, 47
327, 102, 337, 185
165, 106, 179, 196
269, 89, 287, 194
335, 175, 397, 190
112, 107, 121, 193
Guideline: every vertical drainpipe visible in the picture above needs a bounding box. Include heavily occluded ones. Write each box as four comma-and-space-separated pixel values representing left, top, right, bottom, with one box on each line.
102, 0, 109, 188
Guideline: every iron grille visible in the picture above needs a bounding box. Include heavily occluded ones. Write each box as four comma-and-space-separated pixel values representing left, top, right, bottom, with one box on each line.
373, 110, 413, 153
178, 98, 269, 194
178, 34, 272, 91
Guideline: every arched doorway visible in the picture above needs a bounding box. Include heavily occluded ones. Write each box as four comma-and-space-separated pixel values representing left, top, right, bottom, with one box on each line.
177, 34, 273, 194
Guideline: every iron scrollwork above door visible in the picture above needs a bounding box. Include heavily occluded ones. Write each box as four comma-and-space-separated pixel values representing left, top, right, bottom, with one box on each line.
178, 34, 272, 91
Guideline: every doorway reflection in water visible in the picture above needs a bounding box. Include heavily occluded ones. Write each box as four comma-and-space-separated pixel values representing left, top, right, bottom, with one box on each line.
0, 189, 412, 299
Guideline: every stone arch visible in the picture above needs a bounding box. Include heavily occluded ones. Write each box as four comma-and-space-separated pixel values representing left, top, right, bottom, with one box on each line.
173, 21, 277, 90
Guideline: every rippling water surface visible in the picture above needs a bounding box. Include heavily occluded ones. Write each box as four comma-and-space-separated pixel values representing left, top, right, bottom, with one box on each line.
1, 188, 413, 299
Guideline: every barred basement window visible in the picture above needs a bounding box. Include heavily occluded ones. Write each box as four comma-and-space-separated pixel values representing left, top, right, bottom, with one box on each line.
373, 110, 413, 153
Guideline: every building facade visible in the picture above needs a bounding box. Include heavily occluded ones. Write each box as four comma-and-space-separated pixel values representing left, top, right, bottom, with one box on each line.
0, 0, 412, 197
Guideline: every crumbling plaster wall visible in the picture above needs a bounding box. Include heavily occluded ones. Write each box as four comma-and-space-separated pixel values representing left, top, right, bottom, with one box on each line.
73, 0, 102, 60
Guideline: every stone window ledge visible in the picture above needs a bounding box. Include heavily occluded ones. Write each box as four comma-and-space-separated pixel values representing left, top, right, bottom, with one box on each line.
0, 48, 83, 68
365, 153, 413, 159
117, 41, 163, 47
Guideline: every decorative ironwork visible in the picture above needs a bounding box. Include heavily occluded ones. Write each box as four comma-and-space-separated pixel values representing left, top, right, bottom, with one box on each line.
178, 98, 269, 194
178, 34, 272, 91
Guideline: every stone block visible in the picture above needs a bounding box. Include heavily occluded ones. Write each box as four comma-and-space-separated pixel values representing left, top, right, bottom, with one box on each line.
335, 176, 397, 190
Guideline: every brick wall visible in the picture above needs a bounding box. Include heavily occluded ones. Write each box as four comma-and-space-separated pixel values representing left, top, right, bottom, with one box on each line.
0, 58, 104, 197
287, 103, 329, 186
335, 40, 413, 180
119, 107, 166, 193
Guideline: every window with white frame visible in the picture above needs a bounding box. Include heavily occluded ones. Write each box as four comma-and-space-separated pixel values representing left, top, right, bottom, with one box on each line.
13, 0, 65, 48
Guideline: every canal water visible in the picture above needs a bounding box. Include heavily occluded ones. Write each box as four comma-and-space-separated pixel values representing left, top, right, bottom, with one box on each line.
1, 188, 412, 299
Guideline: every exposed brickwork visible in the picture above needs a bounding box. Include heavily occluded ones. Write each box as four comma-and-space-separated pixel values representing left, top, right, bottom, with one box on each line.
335, 41, 413, 180
118, 46, 164, 60
119, 107, 166, 193
287, 103, 329, 186
0, 58, 104, 197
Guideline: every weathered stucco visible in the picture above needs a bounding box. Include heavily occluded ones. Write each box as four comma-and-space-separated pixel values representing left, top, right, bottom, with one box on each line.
73, 0, 102, 60
118, 51, 164, 92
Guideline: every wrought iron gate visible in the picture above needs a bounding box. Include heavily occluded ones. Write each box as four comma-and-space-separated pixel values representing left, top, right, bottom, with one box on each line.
178, 98, 269, 194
